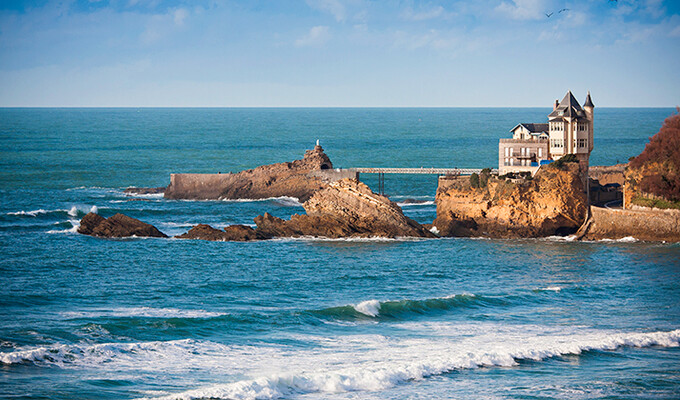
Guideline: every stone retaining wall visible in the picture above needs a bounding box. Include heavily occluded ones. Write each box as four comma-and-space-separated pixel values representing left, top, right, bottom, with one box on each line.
584, 206, 680, 242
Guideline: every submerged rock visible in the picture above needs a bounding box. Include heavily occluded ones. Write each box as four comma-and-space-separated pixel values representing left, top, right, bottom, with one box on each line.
164, 145, 352, 202
123, 187, 166, 195
77, 213, 167, 238
176, 224, 258, 241
254, 178, 436, 239
433, 163, 588, 238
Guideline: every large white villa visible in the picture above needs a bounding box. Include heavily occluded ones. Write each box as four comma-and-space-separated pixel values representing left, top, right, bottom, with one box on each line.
498, 91, 594, 176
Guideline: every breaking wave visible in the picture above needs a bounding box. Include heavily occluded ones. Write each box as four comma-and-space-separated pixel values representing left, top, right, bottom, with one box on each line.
309, 294, 489, 320
136, 328, 680, 400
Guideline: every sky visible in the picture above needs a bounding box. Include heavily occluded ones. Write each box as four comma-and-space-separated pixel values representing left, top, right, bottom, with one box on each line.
0, 0, 679, 107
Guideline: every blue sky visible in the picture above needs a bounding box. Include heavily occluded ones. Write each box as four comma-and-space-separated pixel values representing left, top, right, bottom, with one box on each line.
0, 0, 678, 107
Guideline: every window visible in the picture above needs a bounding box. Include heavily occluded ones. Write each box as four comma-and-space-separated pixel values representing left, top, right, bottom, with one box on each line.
504, 147, 509, 157
504, 158, 509, 166
578, 139, 588, 148
510, 158, 514, 166
538, 148, 543, 158
550, 139, 564, 148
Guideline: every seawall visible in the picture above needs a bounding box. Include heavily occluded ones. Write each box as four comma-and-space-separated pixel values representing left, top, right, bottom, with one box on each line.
166, 169, 358, 201
584, 206, 680, 242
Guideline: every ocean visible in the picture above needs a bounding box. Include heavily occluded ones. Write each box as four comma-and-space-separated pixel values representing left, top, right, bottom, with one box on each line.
0, 108, 678, 400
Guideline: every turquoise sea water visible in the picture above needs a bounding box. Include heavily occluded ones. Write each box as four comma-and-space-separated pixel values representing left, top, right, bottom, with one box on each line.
0, 108, 679, 400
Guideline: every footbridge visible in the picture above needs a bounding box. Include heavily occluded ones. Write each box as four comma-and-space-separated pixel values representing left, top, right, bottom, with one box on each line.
344, 167, 498, 195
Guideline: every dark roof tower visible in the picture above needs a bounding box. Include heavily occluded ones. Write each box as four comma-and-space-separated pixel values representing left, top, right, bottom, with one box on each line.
548, 90, 586, 119
584, 91, 594, 108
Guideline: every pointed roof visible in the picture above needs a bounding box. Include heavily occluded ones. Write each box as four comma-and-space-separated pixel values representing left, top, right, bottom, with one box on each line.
548, 91, 587, 120
584, 91, 594, 108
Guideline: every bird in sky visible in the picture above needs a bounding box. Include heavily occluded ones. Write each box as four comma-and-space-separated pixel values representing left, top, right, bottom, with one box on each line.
559, 8, 570, 13
545, 12, 554, 17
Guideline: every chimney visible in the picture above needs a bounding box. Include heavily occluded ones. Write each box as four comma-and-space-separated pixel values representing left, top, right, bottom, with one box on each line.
553, 100, 559, 110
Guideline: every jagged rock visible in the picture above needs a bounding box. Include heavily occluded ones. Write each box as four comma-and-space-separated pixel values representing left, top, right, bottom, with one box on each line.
164, 146, 352, 202
78, 212, 105, 235
433, 163, 588, 238
254, 179, 437, 239
176, 224, 258, 241
77, 213, 167, 238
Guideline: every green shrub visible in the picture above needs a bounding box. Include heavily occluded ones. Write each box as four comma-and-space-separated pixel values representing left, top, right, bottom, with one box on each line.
480, 168, 491, 188
549, 154, 579, 170
469, 173, 480, 188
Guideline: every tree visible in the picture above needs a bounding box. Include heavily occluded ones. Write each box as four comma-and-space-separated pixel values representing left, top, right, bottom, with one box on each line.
470, 173, 480, 188
629, 111, 680, 201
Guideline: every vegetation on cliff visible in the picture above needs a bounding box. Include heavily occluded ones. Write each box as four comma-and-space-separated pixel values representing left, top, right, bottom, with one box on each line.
626, 111, 680, 209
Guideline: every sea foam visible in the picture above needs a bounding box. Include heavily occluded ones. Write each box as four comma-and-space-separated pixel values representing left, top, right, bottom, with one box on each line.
60, 307, 226, 319
138, 327, 680, 400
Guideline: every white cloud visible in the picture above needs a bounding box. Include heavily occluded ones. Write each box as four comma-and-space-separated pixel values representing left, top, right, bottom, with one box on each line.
401, 5, 447, 21
139, 7, 190, 44
295, 25, 331, 47
306, 0, 347, 22
173, 8, 188, 26
495, 0, 552, 21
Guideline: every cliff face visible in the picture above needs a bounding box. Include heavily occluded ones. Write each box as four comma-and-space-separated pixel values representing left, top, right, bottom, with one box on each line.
433, 163, 587, 238
255, 178, 436, 239
164, 146, 336, 202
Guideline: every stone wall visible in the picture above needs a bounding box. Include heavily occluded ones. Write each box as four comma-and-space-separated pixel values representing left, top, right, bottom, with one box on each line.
583, 206, 680, 242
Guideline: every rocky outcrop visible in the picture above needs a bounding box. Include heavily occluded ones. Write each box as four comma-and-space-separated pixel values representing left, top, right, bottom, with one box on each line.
175, 224, 258, 241
433, 163, 587, 238
78, 213, 167, 238
254, 179, 436, 239
164, 146, 350, 202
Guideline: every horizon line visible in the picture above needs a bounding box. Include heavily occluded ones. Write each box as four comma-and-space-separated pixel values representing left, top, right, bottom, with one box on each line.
1, 105, 677, 109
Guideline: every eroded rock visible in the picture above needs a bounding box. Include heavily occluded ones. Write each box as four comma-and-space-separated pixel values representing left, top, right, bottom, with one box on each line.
254, 179, 436, 239
433, 163, 588, 238
176, 224, 258, 241
78, 213, 167, 238
164, 146, 350, 202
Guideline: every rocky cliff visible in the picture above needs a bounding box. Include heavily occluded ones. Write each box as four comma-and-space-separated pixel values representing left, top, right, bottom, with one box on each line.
255, 178, 436, 239
433, 163, 588, 238
164, 146, 342, 202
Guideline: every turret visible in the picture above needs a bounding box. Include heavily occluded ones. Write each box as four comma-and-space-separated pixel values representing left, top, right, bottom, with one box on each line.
584, 91, 594, 121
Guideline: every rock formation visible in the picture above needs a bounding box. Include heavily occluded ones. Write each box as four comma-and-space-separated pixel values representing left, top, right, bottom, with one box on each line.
78, 213, 167, 238
433, 163, 588, 238
175, 224, 258, 241
164, 146, 353, 202
254, 178, 436, 239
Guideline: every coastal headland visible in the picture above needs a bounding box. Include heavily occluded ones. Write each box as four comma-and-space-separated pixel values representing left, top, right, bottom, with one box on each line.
94, 113, 680, 242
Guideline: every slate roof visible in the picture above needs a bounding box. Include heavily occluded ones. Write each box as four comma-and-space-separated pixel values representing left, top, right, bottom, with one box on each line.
548, 91, 587, 120
584, 91, 594, 108
510, 123, 549, 133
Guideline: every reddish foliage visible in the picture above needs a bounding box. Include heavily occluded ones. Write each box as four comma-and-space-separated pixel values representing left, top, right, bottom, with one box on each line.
629, 111, 680, 201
